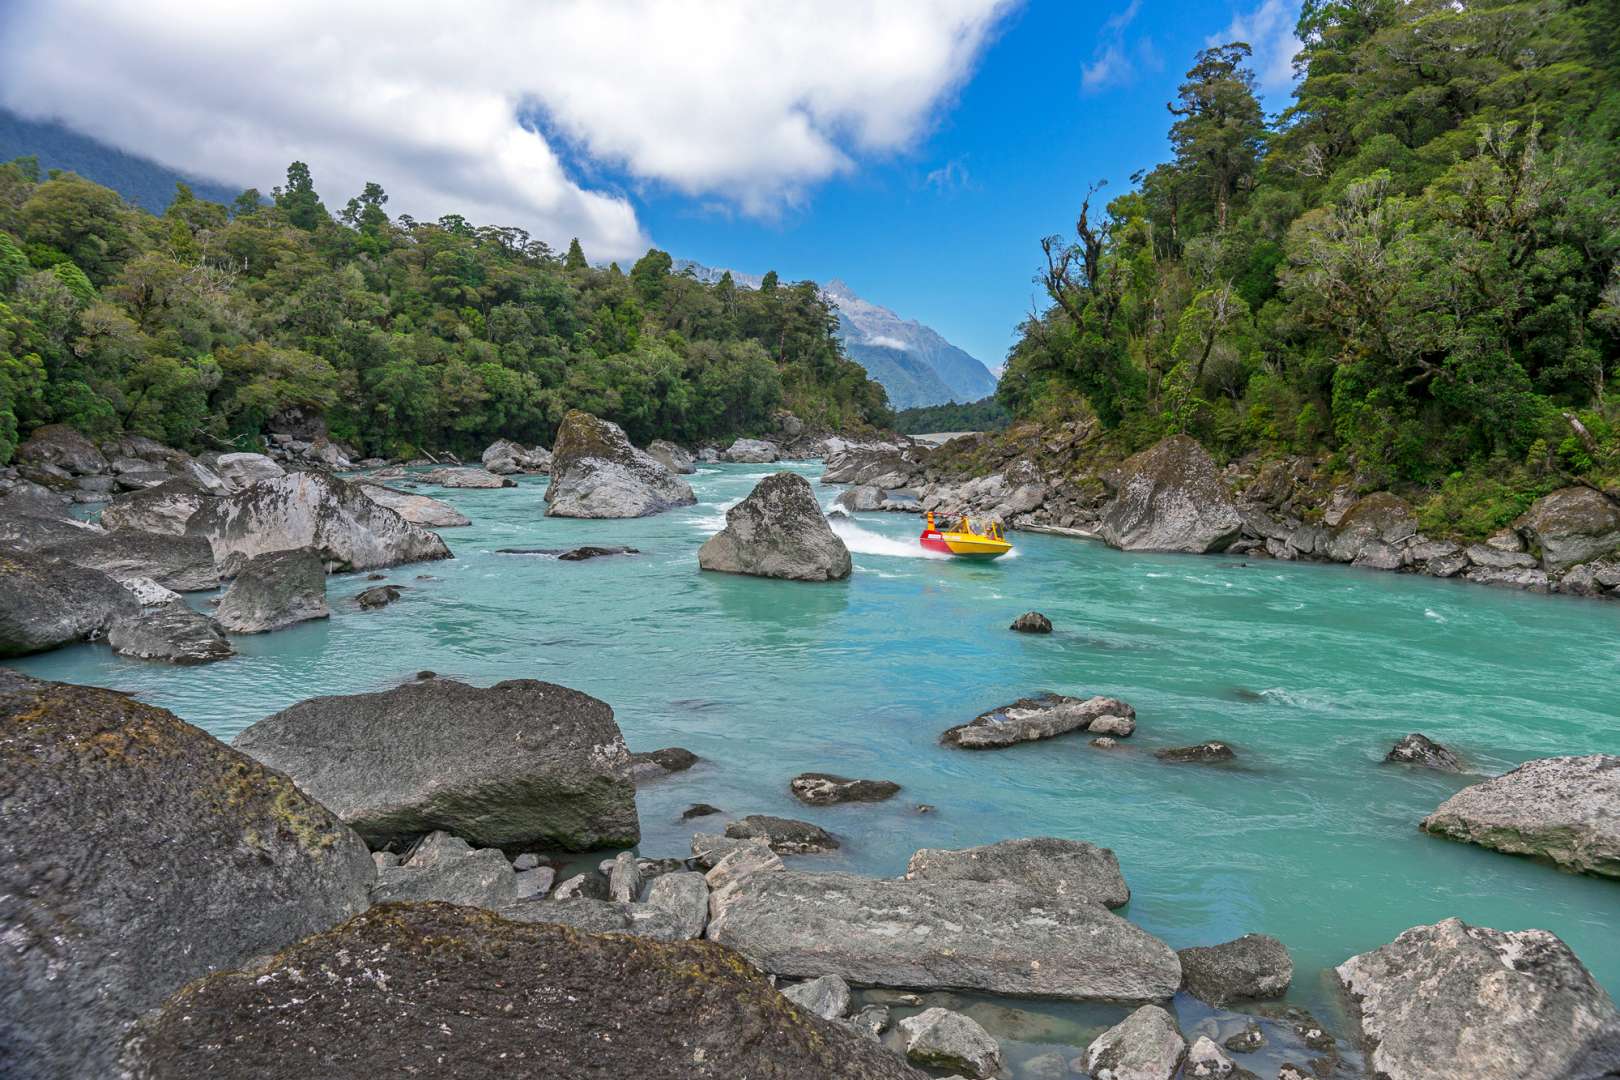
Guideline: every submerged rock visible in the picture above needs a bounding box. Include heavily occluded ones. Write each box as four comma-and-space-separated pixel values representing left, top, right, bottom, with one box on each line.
355, 583, 403, 609
214, 548, 330, 633
545, 410, 696, 518
119, 903, 928, 1080
1010, 610, 1053, 633
725, 814, 840, 854
108, 602, 235, 664
1419, 754, 1619, 877
1177, 934, 1293, 1005
941, 693, 1135, 749
232, 677, 639, 851
1515, 486, 1620, 572
0, 672, 372, 1079
1335, 917, 1620, 1080
790, 772, 901, 805
421, 466, 515, 489
99, 477, 216, 534
358, 483, 471, 527
899, 1006, 1001, 1078
1155, 741, 1236, 763
1098, 435, 1241, 554
698, 471, 852, 582
0, 546, 139, 657
708, 871, 1182, 1001
1385, 732, 1462, 772
558, 544, 639, 561
905, 836, 1130, 908
1084, 1004, 1187, 1080
42, 528, 219, 591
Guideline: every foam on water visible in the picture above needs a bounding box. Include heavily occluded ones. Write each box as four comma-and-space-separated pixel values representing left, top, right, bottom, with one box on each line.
830, 516, 951, 560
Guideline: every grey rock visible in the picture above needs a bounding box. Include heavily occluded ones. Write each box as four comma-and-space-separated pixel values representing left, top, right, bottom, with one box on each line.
119, 575, 182, 607
1351, 540, 1404, 571
552, 871, 610, 901
608, 850, 643, 902
213, 451, 285, 490
1010, 610, 1053, 633
1463, 564, 1550, 590
481, 438, 551, 475
782, 973, 852, 1020
108, 602, 235, 664
683, 802, 723, 819
1424, 551, 1470, 578
1323, 493, 1416, 563
699, 471, 851, 581
214, 547, 330, 633
850, 1004, 891, 1040
836, 484, 885, 511
99, 477, 216, 535
1156, 741, 1236, 763
646, 439, 696, 474
1185, 1035, 1241, 1077
691, 831, 756, 869
1098, 435, 1242, 554
723, 437, 781, 463
1177, 934, 1293, 1005
188, 470, 452, 573
0, 511, 103, 552
624, 745, 698, 781
1464, 543, 1539, 570
1420, 754, 1619, 877
421, 466, 515, 489
513, 866, 555, 900
790, 772, 901, 805
232, 677, 639, 851
545, 410, 696, 518
703, 836, 785, 920
1084, 1004, 1187, 1080
1407, 536, 1461, 562
1223, 1024, 1264, 1053
14, 423, 107, 475
899, 1006, 1002, 1078
373, 831, 518, 908
1385, 733, 1462, 772
359, 483, 471, 527
905, 836, 1130, 908
0, 477, 69, 517
1335, 917, 1620, 1080
645, 870, 709, 938
1516, 486, 1620, 571
501, 897, 684, 940
512, 852, 541, 871
0, 546, 139, 657
355, 583, 403, 609
1485, 527, 1526, 552
0, 672, 372, 1079
1092, 736, 1120, 749
706, 871, 1183, 1001
725, 814, 840, 855
1557, 561, 1616, 597
43, 528, 219, 591
1089, 714, 1137, 737
942, 693, 1134, 749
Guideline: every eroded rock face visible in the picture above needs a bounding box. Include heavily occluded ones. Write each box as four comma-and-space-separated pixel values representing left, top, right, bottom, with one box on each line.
905, 837, 1130, 908
941, 694, 1134, 749
188, 470, 452, 572
359, 483, 471, 527
100, 478, 216, 535
699, 471, 851, 581
0, 672, 373, 1079
1335, 918, 1620, 1080
706, 871, 1183, 1002
1420, 754, 1620, 877
790, 772, 901, 805
1385, 733, 1462, 772
232, 677, 639, 851
1084, 1004, 1187, 1080
0, 547, 139, 657
1098, 435, 1241, 554
544, 410, 695, 518
1177, 934, 1293, 1005
119, 903, 929, 1080
42, 529, 219, 591
107, 602, 235, 664
214, 548, 330, 633
1516, 487, 1620, 572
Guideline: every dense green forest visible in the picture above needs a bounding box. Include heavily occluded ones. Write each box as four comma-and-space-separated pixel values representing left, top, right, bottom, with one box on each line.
893, 395, 1010, 435
1000, 0, 1620, 528
0, 158, 890, 462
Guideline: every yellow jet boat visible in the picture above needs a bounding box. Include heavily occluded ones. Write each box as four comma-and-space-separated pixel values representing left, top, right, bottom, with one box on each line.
920, 511, 1013, 559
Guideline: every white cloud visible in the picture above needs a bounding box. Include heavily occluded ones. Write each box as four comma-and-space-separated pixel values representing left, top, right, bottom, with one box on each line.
0, 1, 1012, 260
1210, 0, 1303, 94
1080, 1, 1161, 94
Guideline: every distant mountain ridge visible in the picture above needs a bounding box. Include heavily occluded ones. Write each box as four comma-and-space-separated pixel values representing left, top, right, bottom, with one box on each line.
676, 261, 996, 409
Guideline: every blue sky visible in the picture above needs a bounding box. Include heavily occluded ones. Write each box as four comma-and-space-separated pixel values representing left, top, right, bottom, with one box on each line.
634, 0, 1302, 369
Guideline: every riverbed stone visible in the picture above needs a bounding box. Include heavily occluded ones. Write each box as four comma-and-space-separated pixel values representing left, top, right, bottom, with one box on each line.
725, 814, 840, 854
120, 903, 928, 1080
782, 973, 852, 1020
42, 528, 219, 591
1, 671, 373, 1079
372, 831, 518, 908
1516, 486, 1620, 572
0, 546, 139, 656
1084, 1004, 1187, 1080
1419, 754, 1619, 877
724, 437, 781, 463
108, 601, 235, 664
232, 677, 639, 851
645, 870, 709, 938
900, 1007, 1001, 1078
1385, 733, 1462, 772
359, 483, 471, 527
1010, 610, 1053, 633
699, 471, 852, 581
1177, 934, 1293, 1005
906, 836, 1130, 908
545, 410, 696, 518
1335, 917, 1620, 1080
1099, 435, 1242, 554
213, 451, 285, 490
707, 871, 1182, 1001
214, 547, 330, 633
942, 693, 1135, 748
1156, 741, 1236, 763
100, 477, 216, 534
189, 470, 452, 573
790, 772, 901, 805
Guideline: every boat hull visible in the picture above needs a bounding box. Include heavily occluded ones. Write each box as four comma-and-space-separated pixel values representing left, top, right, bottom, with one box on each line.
920, 530, 1012, 559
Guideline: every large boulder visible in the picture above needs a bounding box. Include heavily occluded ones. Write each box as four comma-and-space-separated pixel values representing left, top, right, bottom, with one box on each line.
108, 602, 235, 664
1420, 754, 1619, 878
544, 410, 695, 518
1516, 487, 1620, 572
646, 438, 696, 474
0, 511, 103, 551
14, 423, 107, 475
706, 871, 1182, 1001
905, 837, 1130, 908
0, 672, 373, 1079
42, 529, 219, 591
1321, 492, 1417, 563
1177, 934, 1293, 1005
481, 438, 552, 475
99, 477, 217, 535
1098, 435, 1241, 553
1335, 918, 1620, 1080
187, 470, 452, 572
118, 903, 928, 1080
212, 451, 285, 491
941, 693, 1134, 749
358, 483, 471, 527
1084, 1004, 1187, 1080
0, 547, 139, 657
698, 471, 851, 581
232, 677, 639, 851
214, 548, 330, 633
421, 466, 515, 489
724, 437, 781, 463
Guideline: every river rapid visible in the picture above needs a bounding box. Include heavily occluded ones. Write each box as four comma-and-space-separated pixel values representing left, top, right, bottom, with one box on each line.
15, 461, 1618, 1071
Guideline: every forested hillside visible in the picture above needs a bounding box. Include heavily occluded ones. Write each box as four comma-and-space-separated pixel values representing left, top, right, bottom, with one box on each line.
1001, 0, 1619, 529
0, 159, 890, 462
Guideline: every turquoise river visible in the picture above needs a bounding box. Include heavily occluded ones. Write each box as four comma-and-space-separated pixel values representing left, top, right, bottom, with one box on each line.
14, 461, 1618, 1071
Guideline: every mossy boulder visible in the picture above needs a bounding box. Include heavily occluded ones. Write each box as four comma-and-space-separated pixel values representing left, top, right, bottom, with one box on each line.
545, 410, 696, 518
1515, 487, 1620, 572
0, 672, 373, 1078
698, 471, 851, 581
1098, 435, 1241, 553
